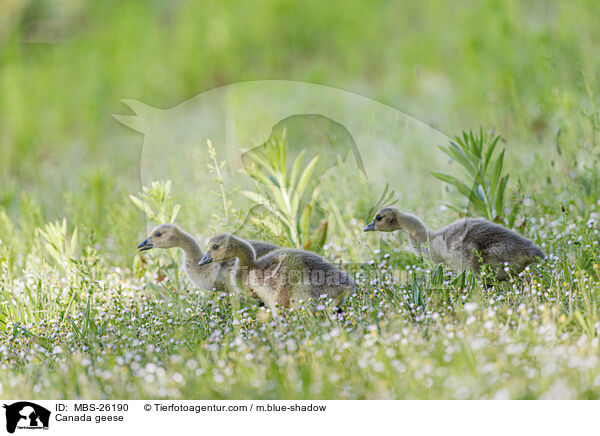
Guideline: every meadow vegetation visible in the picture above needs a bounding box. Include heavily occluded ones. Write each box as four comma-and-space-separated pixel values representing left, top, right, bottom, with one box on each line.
1, 0, 600, 399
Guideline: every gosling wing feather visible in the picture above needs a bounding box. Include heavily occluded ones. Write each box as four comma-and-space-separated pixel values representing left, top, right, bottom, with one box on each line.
263, 259, 283, 281
440, 218, 544, 270
246, 246, 353, 308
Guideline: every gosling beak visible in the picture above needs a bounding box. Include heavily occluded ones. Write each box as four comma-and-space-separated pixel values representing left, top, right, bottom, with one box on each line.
198, 252, 213, 266
137, 238, 153, 251
363, 221, 376, 232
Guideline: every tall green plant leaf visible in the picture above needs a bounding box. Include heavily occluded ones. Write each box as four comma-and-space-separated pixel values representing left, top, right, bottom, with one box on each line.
433, 129, 518, 227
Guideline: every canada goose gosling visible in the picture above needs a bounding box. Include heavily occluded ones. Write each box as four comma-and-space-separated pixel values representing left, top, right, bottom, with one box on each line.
199, 233, 354, 310
137, 223, 232, 290
364, 207, 545, 280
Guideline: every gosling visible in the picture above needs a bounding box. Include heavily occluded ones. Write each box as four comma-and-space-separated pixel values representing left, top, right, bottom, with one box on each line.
137, 224, 278, 291
198, 233, 354, 310
364, 207, 544, 281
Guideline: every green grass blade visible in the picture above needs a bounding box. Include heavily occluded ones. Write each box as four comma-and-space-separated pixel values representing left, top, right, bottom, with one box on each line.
295, 155, 320, 201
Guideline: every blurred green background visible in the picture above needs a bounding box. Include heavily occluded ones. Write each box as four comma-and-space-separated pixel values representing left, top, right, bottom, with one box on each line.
1, 0, 599, 256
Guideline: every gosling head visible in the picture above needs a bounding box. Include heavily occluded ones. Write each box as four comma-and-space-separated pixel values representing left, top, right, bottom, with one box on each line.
198, 234, 244, 266
364, 207, 400, 232
137, 223, 181, 251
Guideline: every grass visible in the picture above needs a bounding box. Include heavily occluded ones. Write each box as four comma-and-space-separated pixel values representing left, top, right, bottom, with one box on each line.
1, 178, 599, 399
0, 0, 600, 399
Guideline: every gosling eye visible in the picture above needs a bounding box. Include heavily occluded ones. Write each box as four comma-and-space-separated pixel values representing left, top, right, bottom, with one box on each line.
212, 244, 219, 250
154, 231, 162, 237
376, 215, 382, 221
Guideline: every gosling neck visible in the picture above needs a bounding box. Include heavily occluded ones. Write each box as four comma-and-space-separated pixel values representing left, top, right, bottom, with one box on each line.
231, 237, 256, 268
393, 210, 430, 247
176, 230, 204, 264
